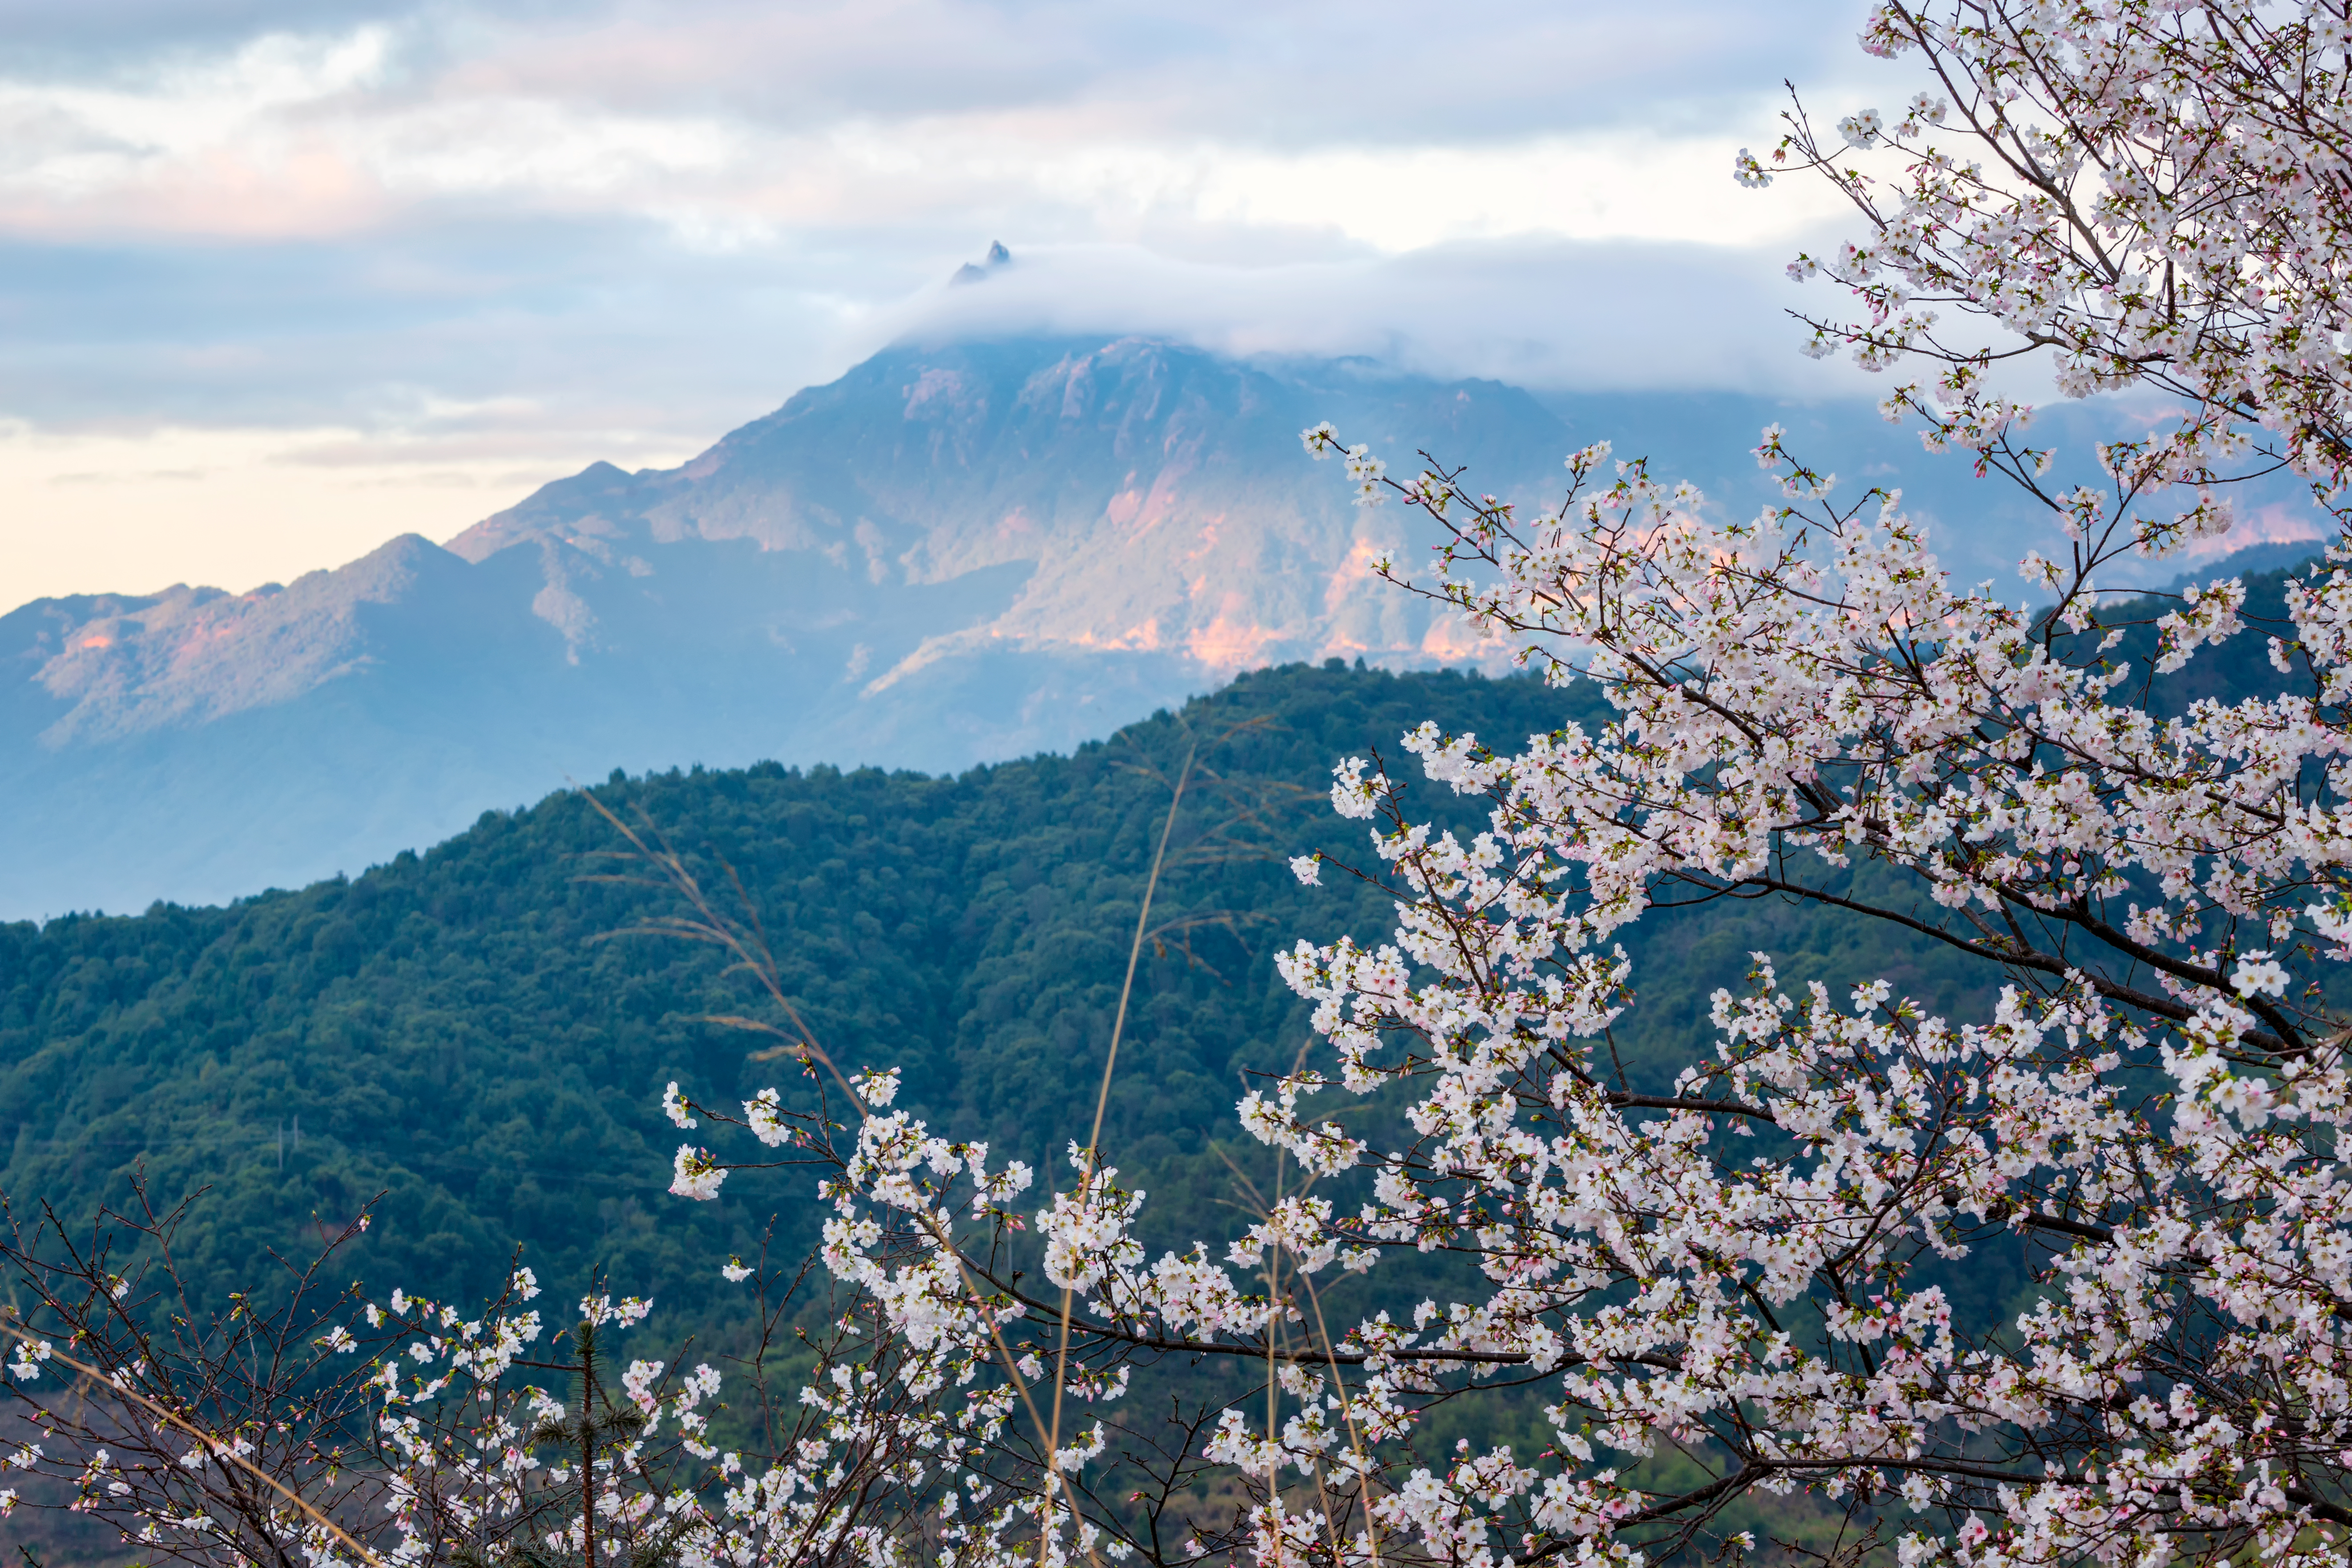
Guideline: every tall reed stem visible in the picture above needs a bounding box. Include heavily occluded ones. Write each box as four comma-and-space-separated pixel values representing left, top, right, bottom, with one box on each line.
1042, 742, 1194, 1564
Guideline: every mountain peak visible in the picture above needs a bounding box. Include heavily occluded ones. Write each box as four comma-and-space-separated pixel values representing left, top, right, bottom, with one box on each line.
442, 333, 1558, 689
442, 462, 659, 564
17, 532, 469, 749
950, 240, 1014, 286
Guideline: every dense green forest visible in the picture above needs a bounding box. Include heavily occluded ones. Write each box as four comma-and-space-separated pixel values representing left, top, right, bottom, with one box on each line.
6, 662, 1547, 1311
0, 652, 1984, 1321
2, 555, 2317, 1313
0, 550, 2322, 1559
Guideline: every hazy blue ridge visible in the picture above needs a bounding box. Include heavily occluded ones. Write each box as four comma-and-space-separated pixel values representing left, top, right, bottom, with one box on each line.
8, 332, 2320, 923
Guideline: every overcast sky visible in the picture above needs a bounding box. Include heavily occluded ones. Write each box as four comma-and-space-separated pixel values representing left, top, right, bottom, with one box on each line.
0, 0, 1912, 608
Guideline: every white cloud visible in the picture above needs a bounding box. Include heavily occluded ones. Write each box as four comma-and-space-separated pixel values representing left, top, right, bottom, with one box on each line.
1133, 131, 1848, 251
0, 2, 1888, 243
361, 96, 740, 200
866, 240, 1860, 396
0, 57, 1840, 254
0, 28, 391, 187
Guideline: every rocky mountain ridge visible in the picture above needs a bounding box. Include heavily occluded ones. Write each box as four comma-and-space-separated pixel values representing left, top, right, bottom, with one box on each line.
1, 337, 1564, 918
7, 330, 2323, 921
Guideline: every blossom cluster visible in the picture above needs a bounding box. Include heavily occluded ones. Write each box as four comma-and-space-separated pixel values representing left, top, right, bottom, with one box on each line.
1757, 0, 2352, 538
1253, 387, 2352, 1564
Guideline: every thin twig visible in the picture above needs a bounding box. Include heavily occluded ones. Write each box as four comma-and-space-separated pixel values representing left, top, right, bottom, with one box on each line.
1046, 742, 1195, 1565
0, 1317, 390, 1568
578, 788, 1110, 1568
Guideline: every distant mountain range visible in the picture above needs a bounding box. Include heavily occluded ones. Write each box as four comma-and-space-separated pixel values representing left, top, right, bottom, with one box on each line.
2, 331, 2328, 919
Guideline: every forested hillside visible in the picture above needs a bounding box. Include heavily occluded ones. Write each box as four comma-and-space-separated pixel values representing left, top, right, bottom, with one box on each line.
0, 551, 2313, 1356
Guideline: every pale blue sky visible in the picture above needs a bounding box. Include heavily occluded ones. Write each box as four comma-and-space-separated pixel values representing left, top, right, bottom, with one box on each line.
0, 0, 1900, 607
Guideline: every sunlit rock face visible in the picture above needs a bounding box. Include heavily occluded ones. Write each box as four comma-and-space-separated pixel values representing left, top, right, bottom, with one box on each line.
0, 336, 1567, 919
438, 336, 1558, 682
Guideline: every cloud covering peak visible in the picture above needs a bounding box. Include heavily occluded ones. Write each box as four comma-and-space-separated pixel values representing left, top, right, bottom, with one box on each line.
884, 239, 1857, 396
